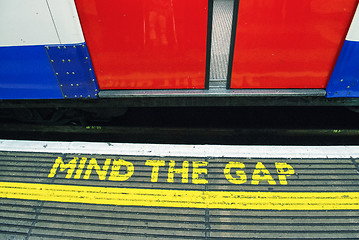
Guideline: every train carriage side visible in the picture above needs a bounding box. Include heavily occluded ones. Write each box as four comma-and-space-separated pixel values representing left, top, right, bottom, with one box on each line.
1, 0, 359, 110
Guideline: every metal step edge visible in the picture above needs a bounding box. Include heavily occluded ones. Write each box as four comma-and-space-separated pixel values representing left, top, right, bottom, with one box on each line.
99, 89, 326, 98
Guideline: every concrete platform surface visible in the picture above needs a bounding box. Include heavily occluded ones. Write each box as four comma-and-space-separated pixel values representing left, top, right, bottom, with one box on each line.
0, 140, 358, 239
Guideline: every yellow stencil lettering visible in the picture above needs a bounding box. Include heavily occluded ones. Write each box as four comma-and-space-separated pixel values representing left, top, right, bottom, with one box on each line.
275, 162, 295, 185
251, 162, 276, 185
224, 162, 247, 185
74, 157, 88, 179
84, 158, 112, 180
145, 160, 165, 182
192, 161, 208, 184
109, 159, 134, 181
48, 157, 77, 179
167, 160, 189, 183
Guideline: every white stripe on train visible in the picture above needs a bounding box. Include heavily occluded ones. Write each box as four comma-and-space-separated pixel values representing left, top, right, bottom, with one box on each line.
346, 3, 359, 41
0, 0, 84, 46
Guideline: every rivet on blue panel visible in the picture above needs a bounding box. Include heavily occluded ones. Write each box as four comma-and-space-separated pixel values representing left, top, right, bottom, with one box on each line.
45, 43, 99, 99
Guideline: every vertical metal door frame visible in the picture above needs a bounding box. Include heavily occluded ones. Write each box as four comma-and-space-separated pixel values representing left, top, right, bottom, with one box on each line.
226, 0, 239, 89
205, 0, 214, 89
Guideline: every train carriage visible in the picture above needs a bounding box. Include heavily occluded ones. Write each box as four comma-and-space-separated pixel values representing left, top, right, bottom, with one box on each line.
1, 0, 359, 115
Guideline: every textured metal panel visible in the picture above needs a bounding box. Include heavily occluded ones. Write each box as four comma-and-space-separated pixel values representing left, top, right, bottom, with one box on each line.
0, 150, 359, 239
0, 45, 63, 100
327, 40, 359, 98
209, 0, 233, 81
230, 0, 358, 89
99, 89, 326, 98
75, 0, 208, 90
46, 43, 99, 99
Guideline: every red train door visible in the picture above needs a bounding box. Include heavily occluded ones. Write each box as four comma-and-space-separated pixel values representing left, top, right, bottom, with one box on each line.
75, 0, 209, 90
229, 0, 358, 89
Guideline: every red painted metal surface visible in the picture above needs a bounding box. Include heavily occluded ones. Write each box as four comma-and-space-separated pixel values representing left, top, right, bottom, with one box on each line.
231, 0, 358, 89
75, 0, 208, 90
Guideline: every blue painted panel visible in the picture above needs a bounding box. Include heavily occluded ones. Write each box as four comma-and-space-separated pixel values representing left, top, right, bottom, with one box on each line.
326, 40, 359, 98
0, 45, 63, 100
46, 43, 99, 99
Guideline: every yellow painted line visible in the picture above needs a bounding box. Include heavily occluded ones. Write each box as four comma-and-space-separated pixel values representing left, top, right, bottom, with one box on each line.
1, 181, 358, 210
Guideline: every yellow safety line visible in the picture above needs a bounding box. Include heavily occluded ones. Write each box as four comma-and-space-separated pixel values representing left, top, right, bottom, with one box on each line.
1, 181, 358, 210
